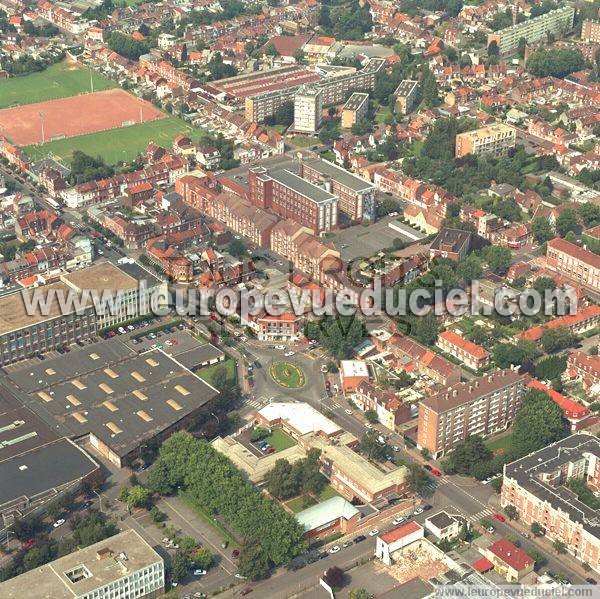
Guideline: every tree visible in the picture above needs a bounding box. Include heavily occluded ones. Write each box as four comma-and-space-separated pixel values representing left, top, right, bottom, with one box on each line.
456, 254, 482, 283
171, 550, 189, 583
534, 355, 567, 381
127, 486, 149, 509
304, 314, 366, 360
420, 65, 440, 107
512, 389, 566, 457
107, 31, 149, 60
541, 326, 577, 353
407, 312, 439, 346
349, 590, 372, 599
555, 207, 579, 237
517, 37, 527, 59
190, 546, 213, 569
553, 540, 567, 554
578, 203, 600, 227
526, 48, 585, 78
482, 246, 512, 275
293, 48, 305, 63
324, 566, 345, 588
364, 410, 378, 424
447, 436, 492, 476
319, 120, 341, 145
228, 238, 247, 257
264, 459, 299, 500
504, 505, 518, 520
491, 477, 503, 494
359, 430, 388, 462
531, 522, 546, 537
238, 539, 270, 580
532, 217, 554, 244
492, 340, 540, 368
527, 549, 547, 569
407, 463, 429, 494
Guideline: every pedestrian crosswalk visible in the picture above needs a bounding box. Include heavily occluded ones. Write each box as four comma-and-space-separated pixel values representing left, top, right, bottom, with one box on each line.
423, 475, 451, 492
466, 508, 493, 523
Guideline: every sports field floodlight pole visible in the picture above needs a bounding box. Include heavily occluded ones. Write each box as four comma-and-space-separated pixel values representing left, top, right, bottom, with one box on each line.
39, 112, 45, 145
89, 67, 94, 93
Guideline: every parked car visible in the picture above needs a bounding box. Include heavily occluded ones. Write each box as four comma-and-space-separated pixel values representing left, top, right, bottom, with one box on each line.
486, 526, 495, 533
234, 574, 248, 580
21, 539, 35, 550
413, 507, 424, 516
393, 516, 407, 526
430, 468, 442, 477
585, 578, 597, 585
240, 587, 253, 596
423, 464, 432, 471
232, 549, 240, 558
345, 409, 353, 415
368, 528, 379, 536
193, 569, 207, 576
422, 504, 432, 511
328, 545, 340, 554
493, 513, 505, 523
53, 518, 65, 528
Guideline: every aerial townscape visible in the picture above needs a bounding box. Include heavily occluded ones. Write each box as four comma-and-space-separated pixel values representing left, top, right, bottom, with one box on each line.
2, 0, 600, 597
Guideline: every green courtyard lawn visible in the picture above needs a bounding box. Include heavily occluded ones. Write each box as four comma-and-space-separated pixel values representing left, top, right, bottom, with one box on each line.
24, 116, 193, 165
197, 357, 237, 388
486, 433, 513, 457
0, 61, 116, 109
286, 495, 317, 513
264, 428, 296, 452
287, 135, 318, 148
317, 484, 340, 501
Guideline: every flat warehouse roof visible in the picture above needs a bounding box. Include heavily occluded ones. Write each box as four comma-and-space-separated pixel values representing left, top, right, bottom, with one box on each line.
7, 337, 135, 394
175, 344, 224, 370
8, 344, 219, 459
0, 281, 88, 335
62, 261, 138, 294
270, 169, 337, 204
302, 158, 374, 192
0, 437, 98, 507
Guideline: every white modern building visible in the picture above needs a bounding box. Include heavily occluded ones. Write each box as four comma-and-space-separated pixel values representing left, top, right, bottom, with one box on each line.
294, 85, 323, 133
0, 530, 164, 599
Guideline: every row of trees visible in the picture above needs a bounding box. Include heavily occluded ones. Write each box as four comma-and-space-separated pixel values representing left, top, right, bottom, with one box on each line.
70, 151, 115, 184
146, 432, 306, 578
442, 389, 566, 479
526, 48, 585, 79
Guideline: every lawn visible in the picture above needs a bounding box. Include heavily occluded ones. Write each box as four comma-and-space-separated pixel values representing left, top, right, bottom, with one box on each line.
486, 433, 513, 457
24, 117, 194, 165
0, 61, 116, 109
197, 357, 237, 388
264, 428, 296, 451
270, 360, 305, 388
286, 495, 317, 513
317, 484, 340, 501
288, 135, 319, 148
375, 106, 393, 124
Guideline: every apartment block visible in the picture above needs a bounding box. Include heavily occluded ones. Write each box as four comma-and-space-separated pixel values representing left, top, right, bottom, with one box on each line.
417, 370, 528, 458
437, 330, 490, 371
294, 85, 323, 133
0, 262, 165, 366
501, 433, 600, 573
455, 123, 516, 158
341, 92, 369, 129
394, 80, 419, 115
299, 157, 375, 222
582, 19, 600, 43
546, 237, 600, 293
0, 530, 164, 599
487, 6, 575, 53
248, 166, 338, 234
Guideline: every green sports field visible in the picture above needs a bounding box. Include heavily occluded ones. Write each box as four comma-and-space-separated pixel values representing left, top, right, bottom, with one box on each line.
24, 117, 195, 165
0, 61, 117, 109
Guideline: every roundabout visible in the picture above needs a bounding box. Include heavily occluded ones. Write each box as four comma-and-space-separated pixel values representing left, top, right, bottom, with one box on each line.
269, 360, 306, 389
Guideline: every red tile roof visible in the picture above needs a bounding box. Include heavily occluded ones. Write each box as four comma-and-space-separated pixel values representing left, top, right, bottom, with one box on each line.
527, 379, 589, 419
473, 556, 494, 573
548, 237, 600, 271
379, 521, 422, 544
439, 330, 490, 359
522, 304, 600, 341
488, 539, 534, 572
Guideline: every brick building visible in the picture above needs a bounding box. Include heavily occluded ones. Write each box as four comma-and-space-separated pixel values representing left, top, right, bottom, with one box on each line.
437, 330, 490, 371
501, 433, 600, 573
417, 370, 528, 458
249, 166, 338, 234
546, 237, 600, 293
